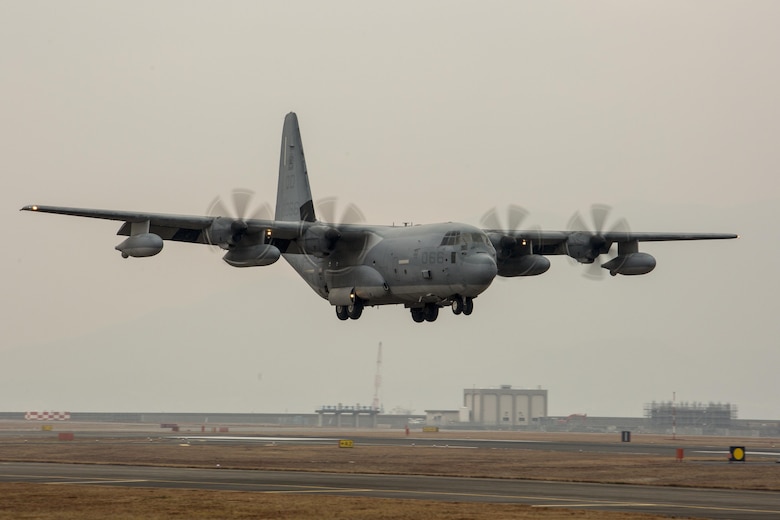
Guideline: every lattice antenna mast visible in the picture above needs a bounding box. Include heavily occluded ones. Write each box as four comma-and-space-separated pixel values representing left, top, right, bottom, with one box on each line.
372, 342, 383, 412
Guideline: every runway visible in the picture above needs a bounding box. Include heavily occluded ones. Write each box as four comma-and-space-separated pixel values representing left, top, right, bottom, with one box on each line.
2, 461, 778, 519
177, 432, 780, 459
5, 426, 779, 460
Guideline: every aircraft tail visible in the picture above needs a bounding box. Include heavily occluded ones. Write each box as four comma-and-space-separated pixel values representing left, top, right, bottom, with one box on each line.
275, 112, 316, 222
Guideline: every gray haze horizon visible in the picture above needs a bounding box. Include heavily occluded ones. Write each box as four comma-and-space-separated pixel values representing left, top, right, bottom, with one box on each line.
2, 2, 778, 420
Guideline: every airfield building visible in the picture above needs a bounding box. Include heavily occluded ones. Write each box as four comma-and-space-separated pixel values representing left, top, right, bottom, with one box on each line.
464, 385, 548, 427
644, 401, 737, 432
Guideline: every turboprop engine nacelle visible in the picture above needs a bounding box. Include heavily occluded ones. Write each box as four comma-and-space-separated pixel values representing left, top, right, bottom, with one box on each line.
115, 233, 164, 258
498, 254, 551, 277
205, 217, 249, 248
302, 225, 340, 257
601, 252, 656, 276
223, 244, 281, 267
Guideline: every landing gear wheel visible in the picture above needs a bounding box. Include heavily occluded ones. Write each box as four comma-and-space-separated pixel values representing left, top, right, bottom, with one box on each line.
410, 308, 425, 323
463, 297, 474, 316
347, 300, 364, 320
451, 295, 464, 315
423, 303, 439, 322
335, 305, 349, 321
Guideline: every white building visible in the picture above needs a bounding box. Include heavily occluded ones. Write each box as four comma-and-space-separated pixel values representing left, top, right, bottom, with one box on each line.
464, 385, 548, 426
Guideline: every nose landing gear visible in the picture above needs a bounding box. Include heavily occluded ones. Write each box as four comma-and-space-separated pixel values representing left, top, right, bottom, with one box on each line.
451, 295, 464, 315
451, 295, 473, 316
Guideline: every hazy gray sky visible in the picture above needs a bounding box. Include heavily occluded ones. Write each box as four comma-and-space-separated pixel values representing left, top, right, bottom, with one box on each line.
2, 1, 778, 419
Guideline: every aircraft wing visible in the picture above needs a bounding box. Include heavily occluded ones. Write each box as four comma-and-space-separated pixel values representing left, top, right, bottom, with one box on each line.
482, 227, 737, 277
19, 204, 303, 243
498, 230, 739, 246
19, 204, 373, 268
600, 232, 739, 242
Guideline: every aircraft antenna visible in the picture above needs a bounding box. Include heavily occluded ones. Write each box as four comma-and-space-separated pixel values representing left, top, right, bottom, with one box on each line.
372, 342, 383, 413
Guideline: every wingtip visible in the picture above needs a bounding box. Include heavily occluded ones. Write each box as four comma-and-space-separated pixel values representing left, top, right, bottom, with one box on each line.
20, 205, 38, 211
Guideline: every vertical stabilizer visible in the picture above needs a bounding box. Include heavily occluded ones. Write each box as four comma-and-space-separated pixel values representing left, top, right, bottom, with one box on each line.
275, 112, 315, 222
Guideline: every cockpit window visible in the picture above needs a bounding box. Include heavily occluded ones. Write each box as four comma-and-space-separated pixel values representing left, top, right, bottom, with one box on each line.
440, 231, 461, 246
461, 232, 488, 247
470, 233, 488, 245
441, 230, 490, 248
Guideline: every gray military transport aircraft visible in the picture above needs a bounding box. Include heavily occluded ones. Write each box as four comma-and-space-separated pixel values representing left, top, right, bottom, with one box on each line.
22, 112, 737, 323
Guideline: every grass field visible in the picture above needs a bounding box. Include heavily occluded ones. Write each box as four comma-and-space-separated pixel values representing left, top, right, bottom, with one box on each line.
0, 483, 670, 520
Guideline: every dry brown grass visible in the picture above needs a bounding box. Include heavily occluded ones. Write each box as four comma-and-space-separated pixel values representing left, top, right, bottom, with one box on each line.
0, 483, 669, 520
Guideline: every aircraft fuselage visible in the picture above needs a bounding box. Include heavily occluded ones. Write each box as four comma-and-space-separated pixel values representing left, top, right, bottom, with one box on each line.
284, 222, 497, 311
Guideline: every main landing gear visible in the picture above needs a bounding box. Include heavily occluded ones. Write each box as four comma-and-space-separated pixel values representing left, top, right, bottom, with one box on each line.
410, 303, 439, 323
409, 296, 473, 323
335, 299, 364, 321
337, 296, 475, 323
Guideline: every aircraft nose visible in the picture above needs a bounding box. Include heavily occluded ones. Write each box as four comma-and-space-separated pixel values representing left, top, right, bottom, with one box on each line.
463, 252, 497, 288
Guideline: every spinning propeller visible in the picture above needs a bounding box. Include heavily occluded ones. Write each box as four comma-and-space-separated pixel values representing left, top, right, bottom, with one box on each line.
204, 188, 272, 249
298, 196, 369, 268
480, 205, 549, 278
316, 196, 365, 225
480, 205, 532, 259
480, 205, 546, 256
566, 204, 630, 280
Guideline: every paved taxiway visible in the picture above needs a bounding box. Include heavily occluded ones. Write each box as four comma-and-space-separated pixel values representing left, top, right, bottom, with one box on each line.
5, 427, 779, 459
177, 433, 780, 459
2, 461, 778, 519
